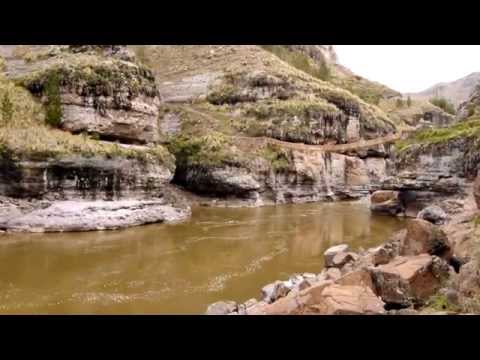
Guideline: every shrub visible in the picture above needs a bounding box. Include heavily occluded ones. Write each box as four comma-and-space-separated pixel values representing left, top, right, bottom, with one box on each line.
260, 143, 292, 172
396, 98, 405, 108
44, 72, 63, 127
430, 96, 456, 115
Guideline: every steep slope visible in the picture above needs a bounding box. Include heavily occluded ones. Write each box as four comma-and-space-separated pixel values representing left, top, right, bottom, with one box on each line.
458, 84, 480, 119
408, 72, 480, 107
262, 45, 401, 105
128, 45, 401, 205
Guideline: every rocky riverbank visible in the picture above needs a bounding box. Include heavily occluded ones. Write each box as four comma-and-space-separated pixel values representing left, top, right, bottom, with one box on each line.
206, 183, 479, 315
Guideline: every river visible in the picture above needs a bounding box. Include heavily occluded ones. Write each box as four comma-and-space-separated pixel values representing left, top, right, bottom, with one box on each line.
0, 201, 405, 314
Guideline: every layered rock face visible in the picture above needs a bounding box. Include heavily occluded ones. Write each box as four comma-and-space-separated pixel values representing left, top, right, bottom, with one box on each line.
174, 148, 376, 204
0, 155, 173, 200
18, 46, 161, 145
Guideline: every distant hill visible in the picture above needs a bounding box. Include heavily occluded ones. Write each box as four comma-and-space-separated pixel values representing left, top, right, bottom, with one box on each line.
408, 72, 480, 107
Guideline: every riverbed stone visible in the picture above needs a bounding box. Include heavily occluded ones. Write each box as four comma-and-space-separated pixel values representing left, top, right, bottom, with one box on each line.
369, 244, 396, 266
370, 254, 450, 307
417, 205, 448, 225
402, 219, 453, 260
325, 268, 342, 281
336, 269, 375, 292
302, 284, 385, 315
0, 200, 191, 233
456, 261, 480, 297
206, 301, 238, 315
324, 244, 350, 267
261, 281, 291, 304
370, 190, 400, 215
331, 252, 359, 269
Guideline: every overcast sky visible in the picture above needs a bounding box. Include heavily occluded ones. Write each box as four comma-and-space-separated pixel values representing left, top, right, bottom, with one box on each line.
335, 45, 480, 94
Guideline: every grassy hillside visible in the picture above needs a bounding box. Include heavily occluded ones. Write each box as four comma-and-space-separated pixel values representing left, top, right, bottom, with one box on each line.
0, 74, 172, 167
133, 45, 397, 143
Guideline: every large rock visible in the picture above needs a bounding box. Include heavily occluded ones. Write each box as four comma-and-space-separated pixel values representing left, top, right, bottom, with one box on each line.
331, 252, 359, 269
370, 255, 450, 307
402, 219, 453, 260
335, 269, 375, 292
261, 281, 291, 304
206, 301, 238, 315
456, 261, 480, 297
0, 200, 191, 232
417, 205, 448, 225
305, 284, 385, 315
0, 155, 175, 200
324, 244, 350, 268
370, 190, 400, 215
19, 49, 161, 145
248, 280, 385, 315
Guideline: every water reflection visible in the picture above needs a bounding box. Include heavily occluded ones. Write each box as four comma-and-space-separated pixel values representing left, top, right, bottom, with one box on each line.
0, 201, 404, 314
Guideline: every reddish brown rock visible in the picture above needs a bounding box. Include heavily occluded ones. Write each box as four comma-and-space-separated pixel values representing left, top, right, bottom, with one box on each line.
336, 269, 375, 292
331, 252, 359, 269
305, 284, 385, 315
370, 254, 450, 307
370, 190, 400, 215
324, 244, 349, 268
403, 219, 453, 260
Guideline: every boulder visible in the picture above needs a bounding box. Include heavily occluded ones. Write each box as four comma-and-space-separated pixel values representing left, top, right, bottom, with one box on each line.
245, 280, 385, 315
324, 244, 350, 267
370, 255, 450, 307
402, 219, 453, 260
305, 284, 385, 315
369, 243, 397, 266
206, 301, 238, 315
331, 252, 359, 269
261, 280, 334, 315
456, 261, 480, 297
325, 268, 342, 281
336, 269, 375, 292
261, 281, 291, 304
417, 205, 448, 225
370, 190, 400, 215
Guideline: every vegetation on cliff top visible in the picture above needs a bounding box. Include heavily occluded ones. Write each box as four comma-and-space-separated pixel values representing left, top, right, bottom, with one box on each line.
429, 96, 456, 115
0, 75, 173, 168
15, 53, 158, 102
260, 45, 331, 81
167, 132, 245, 168
395, 116, 480, 152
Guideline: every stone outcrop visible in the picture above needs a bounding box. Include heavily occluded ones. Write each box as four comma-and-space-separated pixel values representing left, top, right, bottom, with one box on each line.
370, 255, 450, 308
206, 301, 238, 315
388, 136, 478, 194
18, 47, 161, 145
417, 205, 448, 225
370, 190, 400, 215
175, 149, 373, 205
0, 154, 174, 201
402, 219, 453, 260
0, 199, 190, 232
245, 281, 385, 315
324, 244, 350, 267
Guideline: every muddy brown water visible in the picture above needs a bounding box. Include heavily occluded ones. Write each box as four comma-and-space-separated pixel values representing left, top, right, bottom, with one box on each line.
0, 201, 405, 314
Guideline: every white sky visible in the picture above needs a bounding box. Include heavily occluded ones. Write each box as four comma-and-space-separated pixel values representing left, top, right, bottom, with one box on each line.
335, 45, 480, 93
